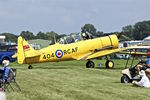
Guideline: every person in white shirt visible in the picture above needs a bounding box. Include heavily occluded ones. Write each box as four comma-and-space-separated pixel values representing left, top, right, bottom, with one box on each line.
132, 70, 150, 88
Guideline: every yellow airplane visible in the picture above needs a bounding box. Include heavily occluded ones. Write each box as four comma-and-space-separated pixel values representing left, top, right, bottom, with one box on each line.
16, 32, 150, 69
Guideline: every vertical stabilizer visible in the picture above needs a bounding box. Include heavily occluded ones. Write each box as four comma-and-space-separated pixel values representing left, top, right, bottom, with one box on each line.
17, 36, 35, 64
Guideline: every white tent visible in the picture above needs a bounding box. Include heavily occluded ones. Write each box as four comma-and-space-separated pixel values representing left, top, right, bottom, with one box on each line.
0, 36, 5, 43
143, 36, 150, 45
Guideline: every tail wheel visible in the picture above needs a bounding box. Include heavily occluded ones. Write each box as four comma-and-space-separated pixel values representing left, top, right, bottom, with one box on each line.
28, 65, 33, 69
86, 61, 95, 68
105, 60, 114, 69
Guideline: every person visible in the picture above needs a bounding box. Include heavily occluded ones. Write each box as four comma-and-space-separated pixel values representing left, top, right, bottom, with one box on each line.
136, 54, 150, 75
132, 70, 150, 88
81, 31, 93, 40
81, 32, 90, 40
0, 60, 10, 82
136, 59, 147, 74
145, 56, 150, 74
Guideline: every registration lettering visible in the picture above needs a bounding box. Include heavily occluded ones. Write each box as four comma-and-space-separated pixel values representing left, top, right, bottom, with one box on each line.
63, 47, 78, 55
43, 53, 55, 59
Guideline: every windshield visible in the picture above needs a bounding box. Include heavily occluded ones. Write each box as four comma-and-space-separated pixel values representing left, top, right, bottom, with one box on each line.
59, 38, 67, 44
58, 33, 82, 44
73, 34, 82, 42
65, 36, 75, 44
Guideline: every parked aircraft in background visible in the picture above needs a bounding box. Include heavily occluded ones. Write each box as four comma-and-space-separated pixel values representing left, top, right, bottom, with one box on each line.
15, 32, 150, 69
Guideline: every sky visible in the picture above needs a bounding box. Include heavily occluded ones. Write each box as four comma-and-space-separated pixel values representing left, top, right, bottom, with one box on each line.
0, 0, 150, 35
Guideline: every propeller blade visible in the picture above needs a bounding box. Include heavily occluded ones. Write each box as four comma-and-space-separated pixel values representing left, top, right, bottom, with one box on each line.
117, 32, 123, 39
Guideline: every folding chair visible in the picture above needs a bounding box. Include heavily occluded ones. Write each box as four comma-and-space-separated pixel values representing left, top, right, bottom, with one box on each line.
1, 68, 21, 92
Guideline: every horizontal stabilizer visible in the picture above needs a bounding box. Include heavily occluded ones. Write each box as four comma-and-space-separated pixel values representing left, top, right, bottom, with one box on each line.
17, 36, 42, 64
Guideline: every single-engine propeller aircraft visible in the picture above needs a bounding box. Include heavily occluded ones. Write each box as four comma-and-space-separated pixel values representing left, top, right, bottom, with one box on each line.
16, 32, 150, 69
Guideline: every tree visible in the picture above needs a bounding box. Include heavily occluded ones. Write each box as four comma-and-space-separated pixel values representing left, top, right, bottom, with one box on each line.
46, 31, 59, 40
121, 20, 150, 40
81, 24, 97, 36
36, 32, 47, 39
20, 31, 35, 40
122, 25, 134, 39
46, 31, 59, 44
96, 31, 103, 36
133, 21, 150, 40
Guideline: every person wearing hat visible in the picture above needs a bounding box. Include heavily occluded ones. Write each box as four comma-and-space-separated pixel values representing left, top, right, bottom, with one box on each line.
0, 60, 11, 82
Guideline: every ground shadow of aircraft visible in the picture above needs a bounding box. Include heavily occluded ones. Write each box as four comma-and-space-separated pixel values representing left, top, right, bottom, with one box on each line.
95, 67, 124, 70
33, 66, 70, 70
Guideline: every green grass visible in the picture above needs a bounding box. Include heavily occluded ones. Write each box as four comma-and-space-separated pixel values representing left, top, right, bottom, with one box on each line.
6, 59, 150, 100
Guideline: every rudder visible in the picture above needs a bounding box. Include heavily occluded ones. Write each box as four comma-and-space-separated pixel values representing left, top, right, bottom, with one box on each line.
17, 36, 35, 64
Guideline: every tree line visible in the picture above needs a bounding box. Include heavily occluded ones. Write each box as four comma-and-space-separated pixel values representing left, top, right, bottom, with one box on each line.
0, 20, 150, 43
122, 20, 150, 40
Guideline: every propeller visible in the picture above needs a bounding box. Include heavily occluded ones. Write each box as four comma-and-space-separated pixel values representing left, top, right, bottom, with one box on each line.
117, 32, 123, 39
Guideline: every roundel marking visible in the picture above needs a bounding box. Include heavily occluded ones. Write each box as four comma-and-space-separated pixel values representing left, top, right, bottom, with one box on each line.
55, 50, 63, 58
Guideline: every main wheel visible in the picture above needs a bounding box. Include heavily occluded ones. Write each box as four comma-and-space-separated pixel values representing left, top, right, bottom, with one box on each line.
28, 65, 33, 69
105, 60, 114, 69
121, 75, 130, 83
86, 61, 95, 68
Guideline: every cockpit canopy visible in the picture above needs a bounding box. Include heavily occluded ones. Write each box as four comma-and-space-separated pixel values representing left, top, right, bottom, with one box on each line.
58, 33, 83, 44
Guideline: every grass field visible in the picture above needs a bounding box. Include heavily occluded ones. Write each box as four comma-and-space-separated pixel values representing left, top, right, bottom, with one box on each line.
6, 59, 150, 100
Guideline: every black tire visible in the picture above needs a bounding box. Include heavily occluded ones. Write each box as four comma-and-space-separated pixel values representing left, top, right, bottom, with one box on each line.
86, 61, 95, 68
105, 60, 114, 69
28, 65, 33, 69
121, 75, 130, 83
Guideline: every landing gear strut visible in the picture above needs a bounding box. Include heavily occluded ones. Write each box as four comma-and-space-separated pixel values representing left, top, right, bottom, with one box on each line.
28, 65, 33, 69
86, 60, 95, 68
105, 60, 114, 69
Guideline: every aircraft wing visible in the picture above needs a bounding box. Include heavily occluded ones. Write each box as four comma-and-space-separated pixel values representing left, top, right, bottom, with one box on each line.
80, 45, 150, 60
118, 51, 147, 56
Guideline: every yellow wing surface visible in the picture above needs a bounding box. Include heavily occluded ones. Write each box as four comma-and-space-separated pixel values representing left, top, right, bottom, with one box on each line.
80, 45, 150, 60
118, 51, 147, 56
